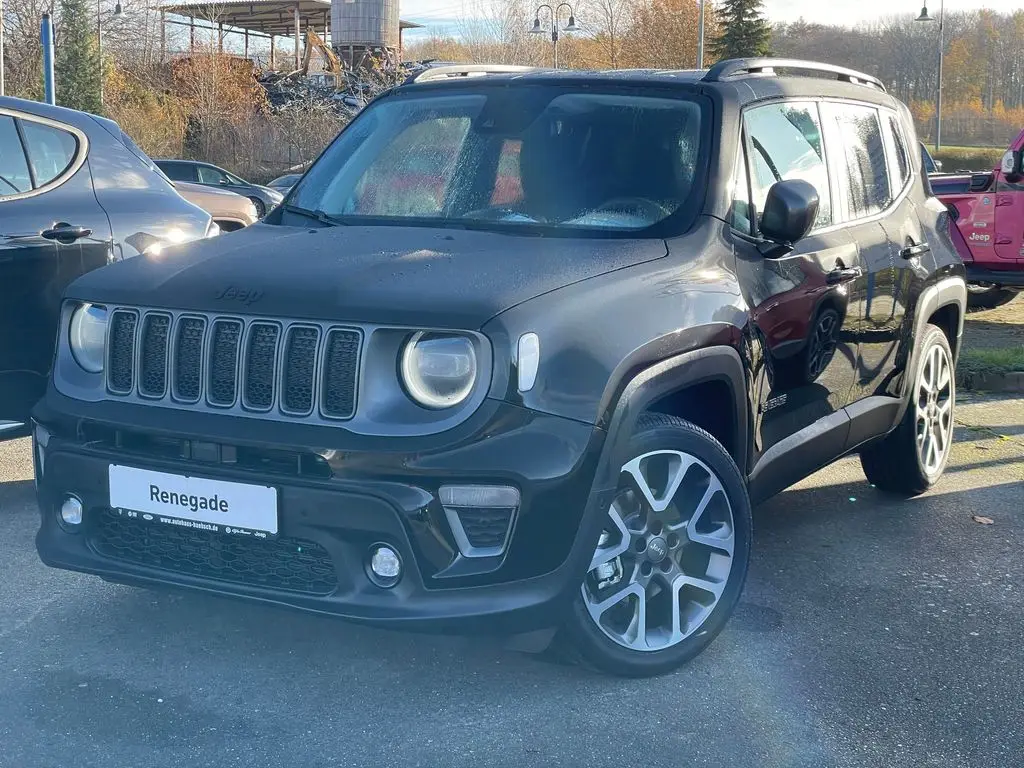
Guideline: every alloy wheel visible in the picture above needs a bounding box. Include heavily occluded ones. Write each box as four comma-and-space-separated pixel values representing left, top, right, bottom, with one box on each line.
915, 342, 954, 476
581, 450, 736, 652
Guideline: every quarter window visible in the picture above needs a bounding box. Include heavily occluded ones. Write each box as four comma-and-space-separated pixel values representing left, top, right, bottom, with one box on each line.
0, 117, 32, 196
21, 120, 78, 187
887, 114, 911, 188
826, 104, 891, 219
744, 101, 832, 230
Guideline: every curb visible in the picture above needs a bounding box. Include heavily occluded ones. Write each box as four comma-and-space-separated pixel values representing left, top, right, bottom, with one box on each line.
957, 371, 1024, 393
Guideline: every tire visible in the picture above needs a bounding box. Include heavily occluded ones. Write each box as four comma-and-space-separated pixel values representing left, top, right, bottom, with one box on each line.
560, 414, 752, 677
966, 285, 1018, 311
860, 324, 955, 496
248, 197, 266, 218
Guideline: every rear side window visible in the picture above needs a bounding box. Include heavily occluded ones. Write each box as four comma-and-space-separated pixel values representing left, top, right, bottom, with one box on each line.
0, 117, 32, 196
21, 120, 78, 186
825, 103, 891, 219
744, 101, 832, 230
887, 114, 911, 188
160, 162, 195, 182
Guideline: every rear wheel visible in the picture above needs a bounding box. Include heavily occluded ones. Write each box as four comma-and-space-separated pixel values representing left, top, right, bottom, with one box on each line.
860, 324, 955, 495
966, 284, 1018, 311
561, 414, 751, 677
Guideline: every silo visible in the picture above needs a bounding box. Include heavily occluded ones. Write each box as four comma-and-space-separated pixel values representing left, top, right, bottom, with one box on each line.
331, 0, 400, 65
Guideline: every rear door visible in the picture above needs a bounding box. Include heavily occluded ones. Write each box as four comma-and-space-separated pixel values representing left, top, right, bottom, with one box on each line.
819, 101, 904, 403
0, 110, 112, 428
735, 100, 862, 454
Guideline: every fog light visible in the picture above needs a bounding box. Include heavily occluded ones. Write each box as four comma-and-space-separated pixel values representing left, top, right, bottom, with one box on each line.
60, 496, 83, 526
368, 544, 402, 587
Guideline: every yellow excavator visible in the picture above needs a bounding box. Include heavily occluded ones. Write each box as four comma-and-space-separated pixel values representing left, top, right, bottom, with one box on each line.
290, 28, 342, 77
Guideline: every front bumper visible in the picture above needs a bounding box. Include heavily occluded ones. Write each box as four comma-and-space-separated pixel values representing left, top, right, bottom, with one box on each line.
33, 390, 613, 633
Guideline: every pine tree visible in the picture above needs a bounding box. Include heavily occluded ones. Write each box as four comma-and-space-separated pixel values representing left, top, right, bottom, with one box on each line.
711, 0, 772, 62
56, 0, 103, 114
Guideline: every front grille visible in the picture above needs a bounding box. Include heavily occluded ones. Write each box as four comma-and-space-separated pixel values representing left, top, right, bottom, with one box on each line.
139, 313, 170, 397
107, 310, 138, 394
243, 323, 280, 410
104, 308, 361, 422
90, 509, 338, 595
457, 507, 514, 549
208, 319, 242, 406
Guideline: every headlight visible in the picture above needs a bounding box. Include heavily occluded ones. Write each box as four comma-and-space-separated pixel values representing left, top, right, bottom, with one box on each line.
400, 332, 478, 409
69, 303, 108, 373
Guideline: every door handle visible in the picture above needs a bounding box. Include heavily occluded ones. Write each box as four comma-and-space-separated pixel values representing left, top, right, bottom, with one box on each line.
40, 224, 92, 242
900, 242, 930, 259
826, 265, 863, 285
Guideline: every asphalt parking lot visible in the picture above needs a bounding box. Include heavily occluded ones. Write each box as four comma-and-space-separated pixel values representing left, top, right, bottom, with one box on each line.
1, 394, 1022, 768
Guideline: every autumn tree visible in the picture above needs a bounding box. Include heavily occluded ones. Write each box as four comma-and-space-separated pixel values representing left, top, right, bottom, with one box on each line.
711, 0, 770, 61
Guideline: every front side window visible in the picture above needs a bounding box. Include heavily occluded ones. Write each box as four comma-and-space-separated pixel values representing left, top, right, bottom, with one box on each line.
198, 165, 230, 185
20, 119, 78, 187
744, 101, 832, 230
0, 116, 32, 196
290, 87, 708, 235
826, 103, 891, 219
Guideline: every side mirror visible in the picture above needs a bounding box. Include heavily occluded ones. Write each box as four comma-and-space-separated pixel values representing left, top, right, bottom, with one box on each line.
759, 179, 819, 251
218, 178, 229, 185
1002, 150, 1023, 182
934, 159, 943, 172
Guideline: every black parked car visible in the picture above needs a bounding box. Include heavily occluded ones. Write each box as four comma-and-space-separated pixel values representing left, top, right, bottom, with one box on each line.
32, 60, 966, 677
0, 96, 214, 434
155, 160, 283, 217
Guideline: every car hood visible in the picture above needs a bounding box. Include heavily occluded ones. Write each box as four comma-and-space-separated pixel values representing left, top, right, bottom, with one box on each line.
66, 223, 668, 327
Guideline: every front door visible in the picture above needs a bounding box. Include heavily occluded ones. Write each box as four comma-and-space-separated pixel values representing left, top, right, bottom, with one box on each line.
0, 110, 112, 429
737, 100, 861, 456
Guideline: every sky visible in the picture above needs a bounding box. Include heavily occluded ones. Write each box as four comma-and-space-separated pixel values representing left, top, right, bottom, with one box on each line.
399, 0, 1022, 35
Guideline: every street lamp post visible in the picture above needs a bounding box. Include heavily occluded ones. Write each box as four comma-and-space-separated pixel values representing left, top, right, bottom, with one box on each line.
916, 1, 944, 151
97, 0, 124, 104
697, 0, 706, 70
530, 3, 579, 70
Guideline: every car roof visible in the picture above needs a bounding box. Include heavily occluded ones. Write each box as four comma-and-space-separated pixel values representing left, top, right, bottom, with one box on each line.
0, 95, 107, 129
397, 59, 899, 109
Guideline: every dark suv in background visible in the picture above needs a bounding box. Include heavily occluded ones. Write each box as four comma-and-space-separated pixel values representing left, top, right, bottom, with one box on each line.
0, 96, 214, 436
32, 60, 966, 677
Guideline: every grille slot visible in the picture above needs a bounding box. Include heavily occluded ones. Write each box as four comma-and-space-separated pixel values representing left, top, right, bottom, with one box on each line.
281, 326, 319, 414
107, 310, 138, 393
207, 319, 242, 406
320, 329, 361, 419
172, 317, 206, 402
457, 507, 514, 550
242, 323, 280, 411
90, 509, 338, 595
138, 313, 171, 397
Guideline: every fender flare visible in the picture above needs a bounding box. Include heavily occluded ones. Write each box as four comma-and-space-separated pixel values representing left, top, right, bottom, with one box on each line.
897, 274, 967, 422
591, 345, 750, 495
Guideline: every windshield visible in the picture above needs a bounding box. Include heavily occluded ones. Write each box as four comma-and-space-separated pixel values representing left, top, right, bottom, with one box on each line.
289, 86, 708, 235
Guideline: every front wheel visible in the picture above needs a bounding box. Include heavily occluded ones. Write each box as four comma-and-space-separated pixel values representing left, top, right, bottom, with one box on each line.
966, 284, 1018, 311
860, 324, 955, 495
248, 197, 266, 218
561, 414, 752, 677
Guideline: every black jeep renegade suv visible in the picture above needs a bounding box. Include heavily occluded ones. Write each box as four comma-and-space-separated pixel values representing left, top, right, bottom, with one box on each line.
32, 59, 967, 677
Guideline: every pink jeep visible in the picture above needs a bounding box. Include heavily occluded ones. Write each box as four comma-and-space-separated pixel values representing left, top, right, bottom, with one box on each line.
933, 128, 1024, 309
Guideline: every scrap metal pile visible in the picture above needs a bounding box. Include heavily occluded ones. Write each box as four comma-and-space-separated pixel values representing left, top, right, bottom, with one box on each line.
258, 59, 445, 117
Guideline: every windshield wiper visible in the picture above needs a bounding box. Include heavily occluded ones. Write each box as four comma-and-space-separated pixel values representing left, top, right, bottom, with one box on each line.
281, 204, 348, 227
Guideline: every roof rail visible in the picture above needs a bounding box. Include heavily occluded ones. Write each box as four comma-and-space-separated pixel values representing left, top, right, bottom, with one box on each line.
404, 64, 537, 85
703, 58, 886, 92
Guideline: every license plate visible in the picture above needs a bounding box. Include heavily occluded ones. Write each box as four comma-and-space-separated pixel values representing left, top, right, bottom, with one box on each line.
108, 465, 278, 537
